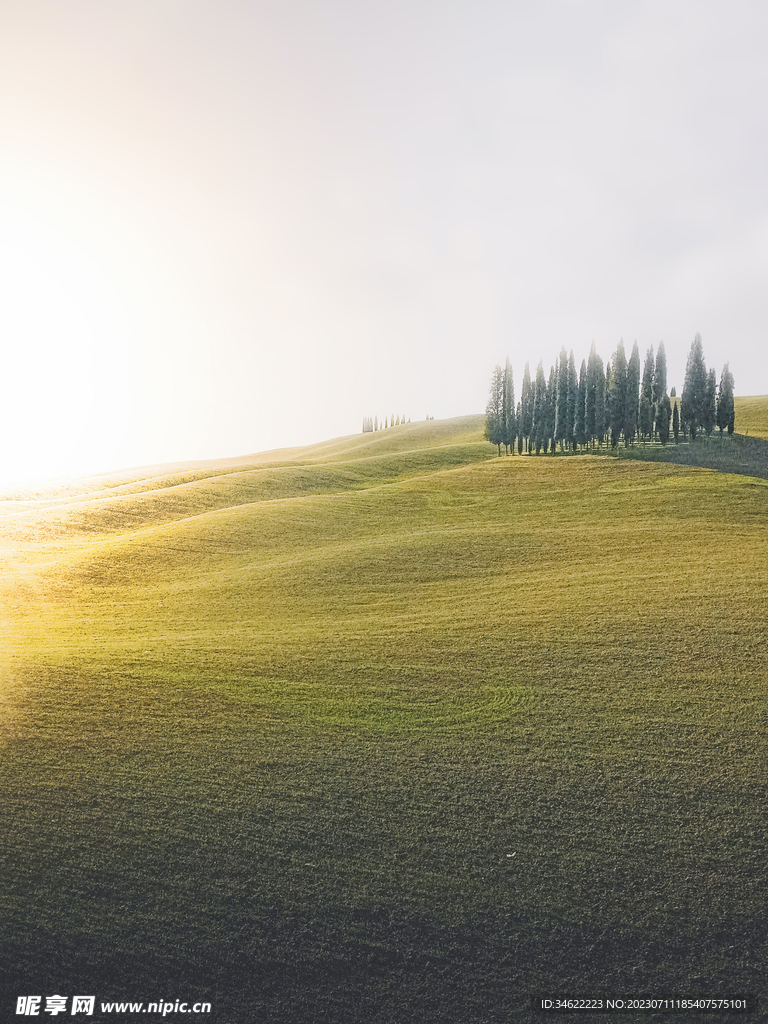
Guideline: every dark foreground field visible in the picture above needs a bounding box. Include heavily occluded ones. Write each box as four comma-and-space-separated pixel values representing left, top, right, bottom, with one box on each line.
1, 410, 766, 1022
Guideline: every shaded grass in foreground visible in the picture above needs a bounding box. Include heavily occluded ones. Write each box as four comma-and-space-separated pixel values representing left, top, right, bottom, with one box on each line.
1, 416, 767, 1021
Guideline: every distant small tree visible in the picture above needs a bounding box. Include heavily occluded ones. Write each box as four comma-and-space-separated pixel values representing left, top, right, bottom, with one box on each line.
516, 401, 524, 453
672, 401, 679, 443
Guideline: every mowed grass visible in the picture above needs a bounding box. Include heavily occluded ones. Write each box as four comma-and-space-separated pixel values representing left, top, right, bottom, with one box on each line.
1, 414, 767, 1022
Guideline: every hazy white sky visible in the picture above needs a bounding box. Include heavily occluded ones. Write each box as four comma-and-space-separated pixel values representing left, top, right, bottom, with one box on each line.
1, 0, 767, 481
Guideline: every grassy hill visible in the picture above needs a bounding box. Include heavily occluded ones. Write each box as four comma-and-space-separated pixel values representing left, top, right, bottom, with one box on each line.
1, 410, 767, 1022
735, 394, 768, 439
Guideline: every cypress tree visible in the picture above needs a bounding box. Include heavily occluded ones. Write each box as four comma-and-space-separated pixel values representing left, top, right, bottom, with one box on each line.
566, 350, 578, 451
555, 348, 569, 450
484, 364, 505, 455
624, 341, 640, 445
716, 364, 735, 436
546, 364, 557, 453
641, 346, 654, 441
642, 346, 654, 406
681, 333, 708, 440
516, 401, 524, 453
585, 342, 604, 447
502, 357, 516, 454
574, 359, 587, 449
704, 367, 717, 437
520, 362, 533, 453
610, 341, 627, 447
672, 401, 680, 443
654, 342, 667, 407
532, 361, 547, 453
639, 395, 653, 443
594, 353, 605, 447
589, 344, 602, 444
603, 361, 614, 444
657, 394, 672, 445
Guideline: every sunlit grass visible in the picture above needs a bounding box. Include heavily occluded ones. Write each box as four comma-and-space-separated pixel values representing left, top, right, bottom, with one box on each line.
1, 412, 767, 1021
735, 394, 768, 438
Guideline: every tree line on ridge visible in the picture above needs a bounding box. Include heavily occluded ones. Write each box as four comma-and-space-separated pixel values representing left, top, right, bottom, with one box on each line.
484, 334, 736, 456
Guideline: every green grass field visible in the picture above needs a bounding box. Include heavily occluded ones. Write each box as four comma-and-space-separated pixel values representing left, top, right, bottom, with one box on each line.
735, 395, 768, 439
1, 410, 766, 1022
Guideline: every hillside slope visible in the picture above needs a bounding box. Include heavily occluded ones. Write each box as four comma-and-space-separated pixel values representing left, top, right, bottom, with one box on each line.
1, 413, 767, 1022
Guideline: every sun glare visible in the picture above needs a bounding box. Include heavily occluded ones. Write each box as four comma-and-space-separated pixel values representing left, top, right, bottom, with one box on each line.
0, 177, 137, 486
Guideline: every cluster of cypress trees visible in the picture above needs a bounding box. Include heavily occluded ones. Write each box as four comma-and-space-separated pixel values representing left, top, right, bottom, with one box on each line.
362, 414, 409, 432
485, 334, 735, 456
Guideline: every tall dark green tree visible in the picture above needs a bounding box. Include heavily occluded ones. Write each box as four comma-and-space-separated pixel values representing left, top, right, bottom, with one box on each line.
716, 364, 735, 436
532, 361, 547, 453
641, 345, 654, 441
672, 400, 680, 443
555, 347, 569, 450
585, 342, 605, 447
546, 363, 557, 453
653, 341, 667, 407
681, 333, 708, 440
657, 394, 672, 445
502, 357, 516, 454
609, 340, 627, 447
603, 360, 614, 442
624, 341, 640, 445
566, 350, 578, 450
520, 362, 533, 453
589, 344, 602, 444
639, 395, 653, 443
594, 353, 605, 446
574, 359, 587, 448
703, 366, 717, 437
484, 364, 504, 455
642, 345, 654, 406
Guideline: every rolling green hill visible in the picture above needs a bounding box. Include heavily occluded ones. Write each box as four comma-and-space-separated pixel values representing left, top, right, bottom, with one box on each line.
735, 394, 768, 439
1, 410, 767, 1022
